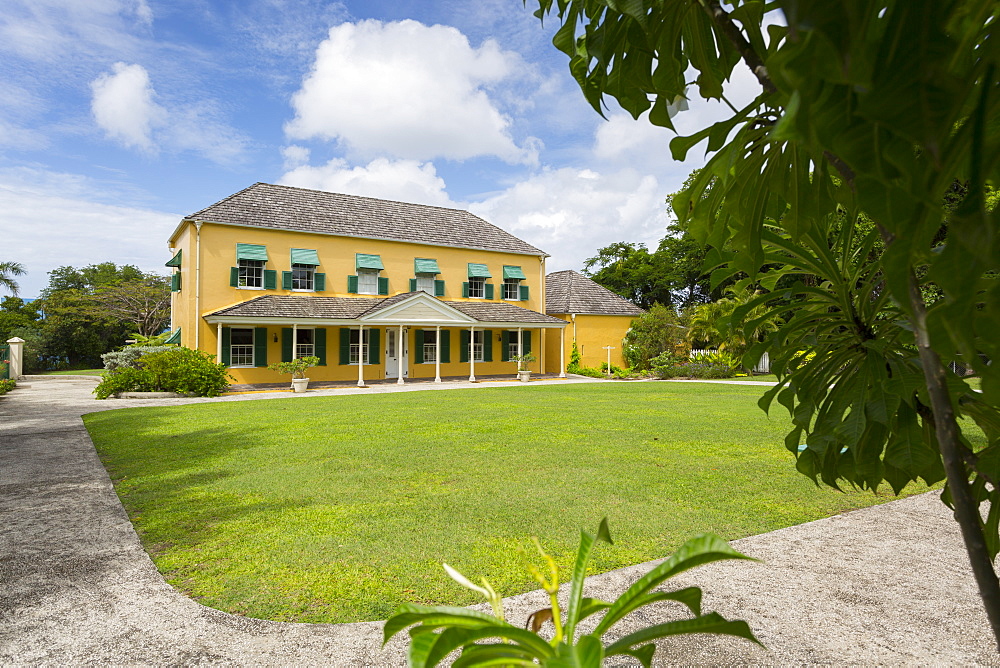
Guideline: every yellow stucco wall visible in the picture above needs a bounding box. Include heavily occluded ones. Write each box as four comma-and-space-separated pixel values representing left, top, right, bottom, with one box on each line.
544, 313, 637, 372
168, 221, 551, 383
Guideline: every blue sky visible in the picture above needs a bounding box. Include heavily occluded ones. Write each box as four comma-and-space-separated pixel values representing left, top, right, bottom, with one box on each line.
1, 0, 758, 298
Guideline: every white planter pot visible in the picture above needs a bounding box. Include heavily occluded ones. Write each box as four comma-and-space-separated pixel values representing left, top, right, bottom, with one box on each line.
291, 378, 310, 393
517, 370, 531, 383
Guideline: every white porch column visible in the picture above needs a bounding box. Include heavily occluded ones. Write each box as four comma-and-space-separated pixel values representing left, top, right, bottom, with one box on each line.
434, 325, 442, 383
468, 327, 476, 382
6, 337, 24, 379
517, 327, 523, 363
216, 323, 222, 362
397, 324, 405, 385
357, 325, 366, 387
292, 323, 298, 359
559, 327, 566, 378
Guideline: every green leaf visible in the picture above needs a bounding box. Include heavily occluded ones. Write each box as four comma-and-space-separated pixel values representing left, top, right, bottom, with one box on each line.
546, 635, 605, 667
604, 613, 763, 657
383, 605, 508, 644
565, 519, 613, 638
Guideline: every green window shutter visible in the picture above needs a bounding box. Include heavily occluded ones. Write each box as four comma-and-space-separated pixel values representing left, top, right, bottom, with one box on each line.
282, 328, 293, 362
221, 328, 231, 366
356, 253, 384, 270
485, 283, 495, 300
501, 330, 510, 362
290, 248, 320, 265
347, 275, 359, 293
315, 328, 327, 366
484, 330, 493, 362
462, 282, 469, 298
378, 276, 389, 295
170, 273, 181, 292
282, 271, 292, 290
435, 280, 445, 297
230, 267, 239, 287
523, 331, 532, 354
440, 331, 451, 363
460, 330, 470, 363
264, 270, 277, 290
314, 273, 326, 291
502, 265, 527, 280
254, 328, 268, 367
236, 243, 268, 261
414, 329, 424, 364
339, 328, 350, 365
409, 278, 417, 292
368, 328, 380, 364
165, 249, 182, 267
519, 284, 529, 301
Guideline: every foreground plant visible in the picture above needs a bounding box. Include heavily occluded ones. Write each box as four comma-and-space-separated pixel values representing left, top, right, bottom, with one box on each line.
384, 520, 761, 666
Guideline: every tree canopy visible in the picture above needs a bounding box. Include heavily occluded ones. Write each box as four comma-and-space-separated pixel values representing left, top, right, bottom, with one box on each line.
531, 0, 1000, 645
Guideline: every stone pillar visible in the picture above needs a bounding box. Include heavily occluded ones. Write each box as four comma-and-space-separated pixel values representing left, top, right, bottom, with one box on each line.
6, 337, 24, 379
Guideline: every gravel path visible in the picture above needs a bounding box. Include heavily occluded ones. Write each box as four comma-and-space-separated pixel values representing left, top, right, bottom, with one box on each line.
0, 375, 994, 664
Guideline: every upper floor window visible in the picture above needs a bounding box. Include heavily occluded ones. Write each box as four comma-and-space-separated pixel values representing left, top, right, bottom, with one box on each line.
291, 264, 314, 291
502, 265, 528, 301
238, 259, 265, 288
415, 274, 436, 294
502, 279, 520, 300
466, 263, 492, 299
358, 268, 380, 295
467, 276, 485, 298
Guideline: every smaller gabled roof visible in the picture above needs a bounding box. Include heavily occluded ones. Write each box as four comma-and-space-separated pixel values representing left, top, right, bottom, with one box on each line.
545, 270, 645, 316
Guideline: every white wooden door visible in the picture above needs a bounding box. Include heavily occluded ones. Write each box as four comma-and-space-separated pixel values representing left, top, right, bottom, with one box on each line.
385, 329, 408, 378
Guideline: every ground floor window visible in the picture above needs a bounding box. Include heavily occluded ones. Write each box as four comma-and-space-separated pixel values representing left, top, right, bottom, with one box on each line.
296, 328, 314, 358
230, 328, 254, 367
470, 330, 484, 362
349, 329, 369, 364
422, 330, 437, 363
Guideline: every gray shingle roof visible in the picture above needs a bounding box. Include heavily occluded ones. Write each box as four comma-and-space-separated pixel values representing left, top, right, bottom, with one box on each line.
545, 270, 645, 316
206, 294, 567, 325
187, 183, 546, 256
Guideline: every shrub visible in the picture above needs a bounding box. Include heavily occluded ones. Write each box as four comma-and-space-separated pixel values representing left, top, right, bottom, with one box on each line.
102, 346, 174, 371
690, 349, 742, 373
94, 347, 232, 399
0, 378, 15, 394
566, 342, 610, 378
654, 361, 734, 379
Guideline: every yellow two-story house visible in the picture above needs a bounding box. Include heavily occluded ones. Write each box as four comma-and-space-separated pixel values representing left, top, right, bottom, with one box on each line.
166, 182, 575, 386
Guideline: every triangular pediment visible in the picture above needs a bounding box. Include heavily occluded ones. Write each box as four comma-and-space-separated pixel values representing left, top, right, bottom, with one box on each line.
360, 292, 476, 325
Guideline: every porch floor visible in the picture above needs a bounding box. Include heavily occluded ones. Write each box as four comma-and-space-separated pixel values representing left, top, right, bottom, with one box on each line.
225, 373, 568, 393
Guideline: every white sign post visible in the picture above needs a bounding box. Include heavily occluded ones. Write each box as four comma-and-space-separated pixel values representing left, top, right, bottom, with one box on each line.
602, 346, 616, 377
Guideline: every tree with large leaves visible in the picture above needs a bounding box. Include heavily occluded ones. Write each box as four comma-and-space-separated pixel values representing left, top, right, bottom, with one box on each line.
530, 0, 1000, 646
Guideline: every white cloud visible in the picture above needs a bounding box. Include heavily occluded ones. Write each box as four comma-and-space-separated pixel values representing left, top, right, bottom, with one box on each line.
90, 62, 163, 152
469, 167, 669, 272
0, 168, 179, 298
280, 158, 455, 208
281, 145, 311, 169
286, 19, 537, 165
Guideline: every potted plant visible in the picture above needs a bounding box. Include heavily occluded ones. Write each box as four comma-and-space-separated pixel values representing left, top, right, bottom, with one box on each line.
511, 352, 537, 382
268, 356, 320, 392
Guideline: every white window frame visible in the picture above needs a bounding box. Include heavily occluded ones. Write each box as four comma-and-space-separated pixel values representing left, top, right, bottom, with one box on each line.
422, 329, 437, 364
358, 268, 379, 295
295, 328, 314, 358
291, 264, 315, 291
238, 259, 265, 289
470, 330, 484, 362
468, 276, 485, 299
415, 273, 435, 294
349, 329, 369, 365
502, 278, 521, 300
230, 328, 254, 367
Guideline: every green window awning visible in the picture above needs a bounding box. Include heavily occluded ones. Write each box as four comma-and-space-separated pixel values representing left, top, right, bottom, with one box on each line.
503, 265, 526, 280
164, 328, 181, 345
414, 258, 441, 274
467, 263, 491, 278
291, 248, 320, 265
165, 249, 182, 267
236, 243, 268, 261
356, 253, 384, 270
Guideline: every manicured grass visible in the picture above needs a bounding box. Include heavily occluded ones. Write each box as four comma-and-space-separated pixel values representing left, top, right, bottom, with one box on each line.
85, 383, 944, 624
44, 368, 104, 376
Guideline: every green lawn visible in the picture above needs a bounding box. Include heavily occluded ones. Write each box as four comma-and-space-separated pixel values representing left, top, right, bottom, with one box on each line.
44, 368, 104, 376
85, 383, 942, 624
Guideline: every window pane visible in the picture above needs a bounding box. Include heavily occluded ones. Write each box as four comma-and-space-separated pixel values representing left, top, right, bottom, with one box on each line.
468, 277, 485, 298
471, 330, 484, 362
238, 259, 264, 288
230, 328, 254, 366
296, 329, 314, 358
358, 269, 379, 294
291, 264, 314, 290
503, 279, 520, 300
416, 274, 435, 294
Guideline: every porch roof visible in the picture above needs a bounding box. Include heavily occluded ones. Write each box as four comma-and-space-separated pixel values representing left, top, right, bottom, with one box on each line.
203, 293, 568, 328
